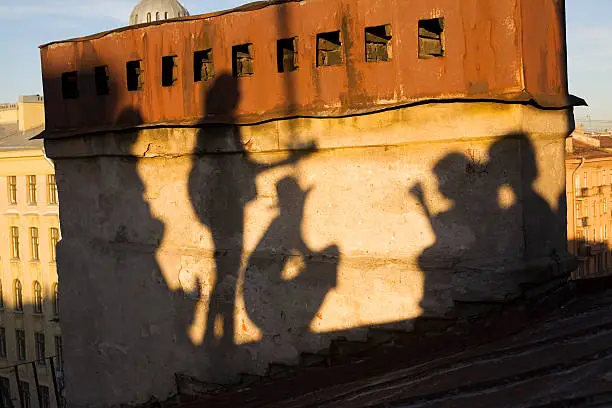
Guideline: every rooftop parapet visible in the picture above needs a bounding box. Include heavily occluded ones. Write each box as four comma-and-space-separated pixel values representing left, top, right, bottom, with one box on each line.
39, 0, 582, 139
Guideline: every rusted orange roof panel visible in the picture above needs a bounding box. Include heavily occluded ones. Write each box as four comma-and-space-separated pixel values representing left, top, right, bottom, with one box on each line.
39, 0, 581, 139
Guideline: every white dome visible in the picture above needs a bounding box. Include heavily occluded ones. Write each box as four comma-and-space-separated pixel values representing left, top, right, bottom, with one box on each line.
129, 0, 190, 25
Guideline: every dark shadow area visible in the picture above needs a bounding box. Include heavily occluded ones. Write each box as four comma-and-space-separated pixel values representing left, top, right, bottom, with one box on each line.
242, 177, 339, 339
0, 299, 64, 408
569, 239, 612, 281
186, 72, 320, 362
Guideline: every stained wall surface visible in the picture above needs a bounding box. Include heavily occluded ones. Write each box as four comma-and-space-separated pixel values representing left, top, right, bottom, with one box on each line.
45, 101, 574, 406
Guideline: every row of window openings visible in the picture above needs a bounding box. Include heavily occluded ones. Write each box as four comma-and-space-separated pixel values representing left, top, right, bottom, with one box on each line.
0, 329, 62, 367
2, 280, 59, 316
576, 200, 609, 216
575, 171, 612, 189
578, 227, 609, 243
135, 11, 182, 23
0, 378, 53, 408
7, 175, 58, 206
61, 18, 445, 99
9, 227, 60, 262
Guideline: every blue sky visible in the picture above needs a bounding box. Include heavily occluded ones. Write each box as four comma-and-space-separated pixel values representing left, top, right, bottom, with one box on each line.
0, 1, 608, 120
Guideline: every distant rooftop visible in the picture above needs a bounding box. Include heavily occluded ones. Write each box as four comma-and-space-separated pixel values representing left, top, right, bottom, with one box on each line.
0, 124, 44, 152
19, 95, 44, 103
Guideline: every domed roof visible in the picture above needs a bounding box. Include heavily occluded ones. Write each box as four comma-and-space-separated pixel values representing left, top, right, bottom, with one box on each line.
129, 0, 190, 25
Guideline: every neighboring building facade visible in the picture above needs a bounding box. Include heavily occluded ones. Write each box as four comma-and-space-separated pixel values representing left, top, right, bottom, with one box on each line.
0, 97, 63, 408
39, 0, 581, 406
566, 127, 612, 279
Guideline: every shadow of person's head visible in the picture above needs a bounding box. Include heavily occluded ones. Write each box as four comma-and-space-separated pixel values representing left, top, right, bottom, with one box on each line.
276, 176, 312, 214
489, 133, 538, 187
433, 152, 471, 201
205, 73, 240, 118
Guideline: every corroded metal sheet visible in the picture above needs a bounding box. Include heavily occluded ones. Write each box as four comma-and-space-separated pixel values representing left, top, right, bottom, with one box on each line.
39, 0, 578, 139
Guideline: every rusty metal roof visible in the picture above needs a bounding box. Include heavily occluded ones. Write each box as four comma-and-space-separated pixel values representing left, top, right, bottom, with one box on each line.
39, 0, 585, 140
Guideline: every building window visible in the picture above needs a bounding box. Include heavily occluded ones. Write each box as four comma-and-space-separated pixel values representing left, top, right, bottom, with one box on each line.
126, 60, 144, 91
55, 336, 63, 372
61, 71, 79, 99
576, 202, 581, 217
277, 38, 298, 73
14, 280, 22, 312
30, 227, 39, 261
94, 66, 110, 96
365, 25, 392, 62
584, 172, 588, 188
47, 175, 58, 204
10, 227, 19, 259
50, 228, 60, 262
7, 176, 16, 205
27, 175, 36, 205
33, 281, 43, 314
39, 386, 50, 408
418, 18, 445, 59
164, 12, 168, 19
194, 49, 214, 82
52, 283, 59, 317
605, 225, 608, 241
161, 55, 178, 87
35, 332, 45, 365
0, 377, 10, 404
16, 330, 26, 361
19, 381, 30, 408
146, 12, 151, 23
232, 44, 254, 77
0, 280, 4, 309
0, 328, 6, 359
155, 11, 160, 21
316, 31, 342, 67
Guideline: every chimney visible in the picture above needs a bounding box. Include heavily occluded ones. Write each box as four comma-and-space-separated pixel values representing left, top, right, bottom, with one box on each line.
18, 95, 45, 132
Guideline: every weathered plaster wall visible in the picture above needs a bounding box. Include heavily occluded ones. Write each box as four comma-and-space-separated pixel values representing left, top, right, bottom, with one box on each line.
0, 108, 18, 124
46, 102, 573, 407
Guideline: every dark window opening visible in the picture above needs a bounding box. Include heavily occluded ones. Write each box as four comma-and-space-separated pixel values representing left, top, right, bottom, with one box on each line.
16, 330, 25, 361
232, 44, 254, 77
418, 18, 444, 59
317, 31, 342, 67
194, 49, 214, 82
365, 25, 392, 62
162, 55, 178, 87
94, 66, 110, 95
277, 37, 298, 73
126, 60, 143, 91
61, 71, 79, 99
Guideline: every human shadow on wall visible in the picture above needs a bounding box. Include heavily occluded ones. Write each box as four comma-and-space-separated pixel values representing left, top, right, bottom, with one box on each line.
242, 177, 339, 342
412, 133, 567, 317
187, 73, 328, 365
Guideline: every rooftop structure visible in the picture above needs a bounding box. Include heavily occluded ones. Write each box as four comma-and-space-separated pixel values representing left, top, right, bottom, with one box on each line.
40, 0, 582, 139
39, 1, 581, 406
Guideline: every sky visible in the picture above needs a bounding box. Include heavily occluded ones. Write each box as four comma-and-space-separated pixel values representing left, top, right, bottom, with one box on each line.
0, 0, 608, 121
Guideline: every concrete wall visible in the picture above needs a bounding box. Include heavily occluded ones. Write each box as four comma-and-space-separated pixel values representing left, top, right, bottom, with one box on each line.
45, 101, 574, 407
